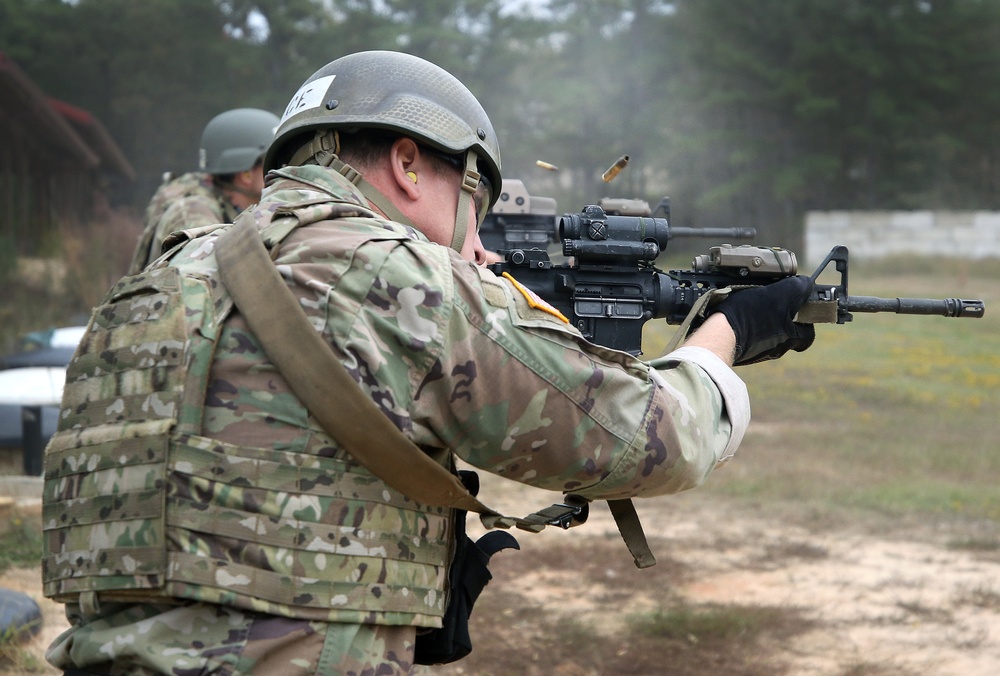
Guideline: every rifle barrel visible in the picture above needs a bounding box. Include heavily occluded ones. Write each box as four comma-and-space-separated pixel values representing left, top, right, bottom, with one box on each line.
669, 227, 757, 239
844, 296, 985, 318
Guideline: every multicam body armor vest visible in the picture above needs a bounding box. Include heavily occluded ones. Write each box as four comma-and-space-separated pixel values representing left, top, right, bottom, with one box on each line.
43, 202, 451, 626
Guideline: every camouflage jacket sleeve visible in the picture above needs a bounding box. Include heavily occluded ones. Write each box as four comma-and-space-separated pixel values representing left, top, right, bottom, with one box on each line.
295, 222, 750, 503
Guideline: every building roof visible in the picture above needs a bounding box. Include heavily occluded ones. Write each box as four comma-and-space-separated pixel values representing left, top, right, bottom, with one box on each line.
48, 98, 135, 180
0, 51, 134, 180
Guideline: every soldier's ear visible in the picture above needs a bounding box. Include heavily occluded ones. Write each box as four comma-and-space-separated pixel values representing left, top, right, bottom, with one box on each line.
390, 138, 421, 200
233, 169, 253, 188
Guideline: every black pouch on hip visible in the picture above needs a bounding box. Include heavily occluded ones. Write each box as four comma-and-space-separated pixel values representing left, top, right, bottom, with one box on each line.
413, 471, 519, 665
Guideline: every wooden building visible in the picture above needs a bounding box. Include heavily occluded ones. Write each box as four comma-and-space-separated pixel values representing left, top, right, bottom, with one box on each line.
0, 52, 134, 255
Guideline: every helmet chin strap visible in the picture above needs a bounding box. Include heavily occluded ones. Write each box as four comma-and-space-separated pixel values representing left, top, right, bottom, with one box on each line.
451, 149, 481, 254
290, 130, 478, 255
289, 130, 418, 229
217, 179, 259, 201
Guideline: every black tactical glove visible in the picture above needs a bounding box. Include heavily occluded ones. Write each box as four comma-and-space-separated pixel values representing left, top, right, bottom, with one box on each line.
710, 275, 816, 366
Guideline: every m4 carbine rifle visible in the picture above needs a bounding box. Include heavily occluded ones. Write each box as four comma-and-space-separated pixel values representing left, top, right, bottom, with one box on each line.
487, 204, 986, 356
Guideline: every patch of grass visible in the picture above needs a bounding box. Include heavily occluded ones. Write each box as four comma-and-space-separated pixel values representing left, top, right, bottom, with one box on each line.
2, 209, 139, 352
838, 661, 912, 676
840, 482, 1000, 520
954, 583, 1000, 610
894, 599, 953, 624
850, 254, 1000, 280
946, 537, 1000, 553
437, 539, 814, 676
639, 265, 1000, 531
449, 595, 812, 676
0, 644, 48, 675
628, 602, 804, 644
763, 540, 828, 563
0, 515, 44, 575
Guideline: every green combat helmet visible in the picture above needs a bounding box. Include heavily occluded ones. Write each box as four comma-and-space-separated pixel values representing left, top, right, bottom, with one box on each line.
265, 50, 502, 253
199, 108, 280, 175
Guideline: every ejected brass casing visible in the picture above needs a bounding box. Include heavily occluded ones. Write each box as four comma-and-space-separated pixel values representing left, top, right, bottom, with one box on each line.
602, 155, 630, 182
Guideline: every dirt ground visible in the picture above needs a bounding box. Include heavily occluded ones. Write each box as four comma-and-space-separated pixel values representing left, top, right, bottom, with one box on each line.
4, 473, 1000, 676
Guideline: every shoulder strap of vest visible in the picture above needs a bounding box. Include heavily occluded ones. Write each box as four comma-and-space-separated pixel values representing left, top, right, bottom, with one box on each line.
214, 216, 656, 567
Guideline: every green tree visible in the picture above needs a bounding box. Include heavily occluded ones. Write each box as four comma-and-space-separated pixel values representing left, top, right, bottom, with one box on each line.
490, 0, 676, 211
217, 0, 570, 202
0, 0, 284, 203
217, 0, 405, 103
664, 0, 1000, 244
6, 0, 1000, 242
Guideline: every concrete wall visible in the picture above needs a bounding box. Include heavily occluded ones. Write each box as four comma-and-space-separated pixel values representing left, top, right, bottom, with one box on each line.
805, 211, 1000, 267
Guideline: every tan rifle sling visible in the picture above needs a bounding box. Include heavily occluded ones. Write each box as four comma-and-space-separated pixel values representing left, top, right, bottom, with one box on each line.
214, 216, 655, 566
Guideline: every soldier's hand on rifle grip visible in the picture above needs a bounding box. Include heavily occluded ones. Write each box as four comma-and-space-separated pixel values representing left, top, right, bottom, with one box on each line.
710, 276, 816, 366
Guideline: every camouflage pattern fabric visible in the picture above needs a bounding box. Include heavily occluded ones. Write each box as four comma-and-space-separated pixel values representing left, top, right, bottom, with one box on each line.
45, 601, 421, 675
187, 165, 748, 500
44, 163, 749, 672
43, 262, 453, 625
127, 172, 239, 274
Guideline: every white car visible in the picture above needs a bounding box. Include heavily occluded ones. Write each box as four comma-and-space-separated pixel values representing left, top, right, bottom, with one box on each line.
17, 325, 86, 350
0, 326, 78, 457
0, 366, 66, 407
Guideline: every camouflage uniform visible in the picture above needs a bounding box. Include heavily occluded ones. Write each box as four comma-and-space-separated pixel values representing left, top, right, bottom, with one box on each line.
127, 172, 240, 274
43, 164, 749, 674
